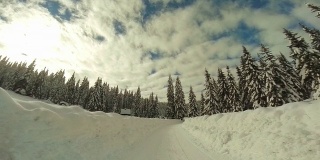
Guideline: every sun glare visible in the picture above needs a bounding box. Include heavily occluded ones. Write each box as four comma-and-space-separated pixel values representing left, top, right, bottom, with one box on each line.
0, 15, 61, 62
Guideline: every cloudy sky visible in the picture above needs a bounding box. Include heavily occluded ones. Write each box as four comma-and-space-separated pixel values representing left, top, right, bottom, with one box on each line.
0, 0, 319, 101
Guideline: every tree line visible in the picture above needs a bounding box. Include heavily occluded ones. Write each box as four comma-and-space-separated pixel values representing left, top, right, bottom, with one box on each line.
166, 3, 320, 119
0, 58, 159, 118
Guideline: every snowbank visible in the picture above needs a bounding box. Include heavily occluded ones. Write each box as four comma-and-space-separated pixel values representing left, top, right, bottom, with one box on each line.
182, 100, 320, 160
0, 88, 176, 160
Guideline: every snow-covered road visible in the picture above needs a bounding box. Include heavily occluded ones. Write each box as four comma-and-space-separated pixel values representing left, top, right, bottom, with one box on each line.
111, 123, 232, 160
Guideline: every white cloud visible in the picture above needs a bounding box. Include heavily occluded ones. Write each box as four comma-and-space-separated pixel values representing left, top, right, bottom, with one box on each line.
0, 0, 318, 102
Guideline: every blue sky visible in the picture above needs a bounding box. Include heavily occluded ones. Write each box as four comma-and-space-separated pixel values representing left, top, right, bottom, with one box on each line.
0, 0, 319, 101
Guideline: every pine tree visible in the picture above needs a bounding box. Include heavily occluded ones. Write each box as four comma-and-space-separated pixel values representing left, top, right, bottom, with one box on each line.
74, 79, 80, 105
217, 68, 229, 113
133, 87, 142, 116
203, 69, 219, 115
50, 70, 66, 104
284, 29, 320, 99
188, 86, 198, 117
154, 95, 160, 118
300, 24, 320, 94
65, 72, 76, 104
87, 78, 104, 111
0, 56, 10, 87
147, 92, 154, 118
277, 53, 304, 103
200, 92, 205, 116
24, 60, 36, 95
78, 77, 90, 108
175, 77, 186, 119
113, 86, 119, 113
102, 82, 110, 112
35, 68, 49, 99
166, 75, 175, 119
259, 45, 287, 107
226, 66, 241, 112
307, 3, 320, 18
238, 46, 259, 110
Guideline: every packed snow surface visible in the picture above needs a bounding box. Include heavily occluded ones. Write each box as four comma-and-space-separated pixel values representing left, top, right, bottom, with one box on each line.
0, 88, 319, 160
183, 100, 320, 160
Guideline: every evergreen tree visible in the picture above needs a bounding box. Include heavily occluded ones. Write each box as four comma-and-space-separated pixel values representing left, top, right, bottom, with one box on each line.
175, 77, 186, 119
50, 70, 66, 104
200, 92, 205, 116
154, 95, 160, 118
113, 86, 119, 113
35, 68, 49, 99
226, 66, 241, 112
65, 72, 76, 104
307, 3, 320, 18
300, 24, 320, 95
116, 90, 123, 113
0, 56, 10, 87
238, 46, 259, 110
203, 69, 219, 115
166, 75, 175, 119
259, 45, 286, 107
133, 86, 142, 116
87, 78, 104, 111
24, 60, 36, 95
78, 77, 90, 108
148, 92, 155, 118
283, 28, 314, 98
102, 82, 110, 112
74, 79, 80, 105
217, 68, 229, 113
277, 53, 304, 103
188, 86, 198, 117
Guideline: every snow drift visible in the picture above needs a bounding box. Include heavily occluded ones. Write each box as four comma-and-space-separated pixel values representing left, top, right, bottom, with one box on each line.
182, 100, 320, 160
0, 88, 176, 160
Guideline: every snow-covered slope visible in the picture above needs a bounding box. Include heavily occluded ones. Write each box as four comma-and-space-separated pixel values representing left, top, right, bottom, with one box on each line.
1, 87, 319, 160
0, 88, 176, 160
182, 100, 320, 160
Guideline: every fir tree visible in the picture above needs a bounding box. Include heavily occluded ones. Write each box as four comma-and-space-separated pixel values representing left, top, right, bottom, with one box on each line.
35, 68, 49, 99
24, 59, 36, 95
166, 75, 175, 119
148, 92, 154, 118
259, 45, 286, 107
74, 79, 80, 105
200, 92, 205, 116
188, 86, 198, 117
284, 27, 320, 99
226, 66, 241, 112
307, 3, 320, 18
217, 68, 229, 113
65, 72, 76, 104
238, 46, 259, 110
78, 77, 90, 108
50, 70, 66, 104
133, 87, 142, 116
154, 95, 160, 118
175, 77, 186, 119
87, 78, 104, 111
102, 82, 110, 112
277, 53, 304, 103
203, 69, 219, 115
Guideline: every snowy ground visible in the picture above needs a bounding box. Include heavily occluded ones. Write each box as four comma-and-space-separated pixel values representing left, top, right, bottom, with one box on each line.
182, 101, 320, 160
0, 88, 319, 160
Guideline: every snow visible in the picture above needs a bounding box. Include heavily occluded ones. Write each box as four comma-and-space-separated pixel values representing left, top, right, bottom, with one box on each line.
182, 100, 320, 160
1, 87, 319, 160
0, 88, 176, 160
